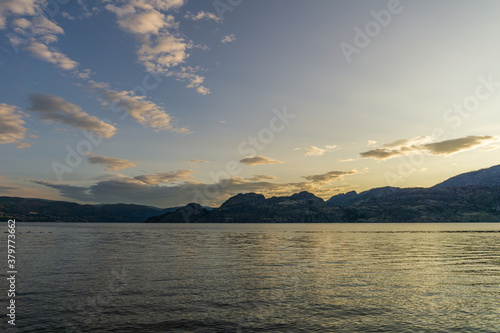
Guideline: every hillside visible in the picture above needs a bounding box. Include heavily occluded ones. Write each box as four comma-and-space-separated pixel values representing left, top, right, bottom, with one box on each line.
2, 164, 500, 222
146, 164, 500, 223
0, 197, 166, 222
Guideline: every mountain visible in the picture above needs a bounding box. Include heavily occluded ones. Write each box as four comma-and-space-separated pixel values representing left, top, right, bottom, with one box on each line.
0, 197, 167, 222
433, 164, 500, 188
146, 191, 344, 223
146, 165, 500, 223
3, 165, 500, 222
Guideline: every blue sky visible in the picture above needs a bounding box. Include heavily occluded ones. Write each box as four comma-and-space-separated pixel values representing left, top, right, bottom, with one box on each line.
1, 0, 500, 207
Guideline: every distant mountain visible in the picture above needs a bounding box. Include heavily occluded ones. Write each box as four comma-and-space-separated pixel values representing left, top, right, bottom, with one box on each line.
433, 164, 500, 188
0, 197, 166, 222
326, 186, 407, 207
146, 186, 500, 223
4, 164, 500, 222
146, 191, 344, 223
146, 165, 500, 223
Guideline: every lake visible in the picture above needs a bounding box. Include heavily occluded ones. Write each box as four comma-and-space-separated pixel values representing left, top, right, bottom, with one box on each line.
3, 223, 500, 332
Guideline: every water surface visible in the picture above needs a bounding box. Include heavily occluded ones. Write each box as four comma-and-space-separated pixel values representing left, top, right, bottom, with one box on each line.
2, 223, 500, 332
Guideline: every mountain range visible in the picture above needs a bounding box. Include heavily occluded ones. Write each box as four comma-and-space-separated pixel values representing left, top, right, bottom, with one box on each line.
147, 164, 500, 223
2, 165, 500, 222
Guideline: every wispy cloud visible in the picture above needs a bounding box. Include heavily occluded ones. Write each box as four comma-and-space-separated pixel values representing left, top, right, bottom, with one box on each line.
305, 145, 338, 156
248, 175, 277, 181
87, 154, 137, 171
221, 33, 236, 44
0, 103, 29, 147
104, 0, 210, 94
0, 0, 39, 30
89, 81, 189, 133
187, 159, 210, 167
4, 4, 86, 74
27, 93, 117, 138
240, 155, 284, 165
184, 11, 221, 23
360, 135, 499, 160
134, 169, 194, 185
303, 170, 358, 184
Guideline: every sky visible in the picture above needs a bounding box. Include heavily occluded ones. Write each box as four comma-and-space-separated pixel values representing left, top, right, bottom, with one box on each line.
1, 0, 500, 208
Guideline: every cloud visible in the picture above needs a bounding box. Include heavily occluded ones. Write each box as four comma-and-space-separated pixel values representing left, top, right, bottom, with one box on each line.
184, 11, 221, 23
23, 41, 78, 70
0, 0, 38, 29
367, 140, 377, 146
0, 103, 28, 146
360, 135, 498, 160
110, 8, 173, 35
248, 175, 277, 181
240, 156, 284, 165
90, 82, 189, 133
5, 8, 83, 72
187, 159, 210, 167
221, 33, 236, 44
196, 85, 211, 95
33, 167, 358, 207
305, 145, 338, 156
137, 34, 187, 70
134, 170, 194, 185
303, 170, 358, 184
104, 1, 211, 95
424, 136, 496, 155
165, 67, 210, 94
87, 154, 137, 171
32, 180, 93, 202
27, 93, 117, 138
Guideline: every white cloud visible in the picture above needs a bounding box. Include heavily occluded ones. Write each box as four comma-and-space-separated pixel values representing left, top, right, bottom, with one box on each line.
87, 154, 137, 171
221, 33, 236, 44
106, 5, 175, 35
90, 82, 189, 133
305, 145, 337, 156
4, 7, 83, 72
196, 86, 211, 95
27, 93, 117, 138
23, 41, 78, 70
0, 103, 28, 146
0, 0, 38, 29
104, 0, 210, 95
184, 11, 221, 23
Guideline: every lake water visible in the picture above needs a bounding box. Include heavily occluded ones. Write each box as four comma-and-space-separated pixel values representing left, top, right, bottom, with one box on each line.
2, 223, 500, 332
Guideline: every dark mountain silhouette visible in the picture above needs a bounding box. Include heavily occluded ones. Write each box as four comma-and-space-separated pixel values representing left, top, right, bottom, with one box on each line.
2, 164, 500, 222
433, 165, 500, 188
146, 164, 500, 223
0, 197, 166, 222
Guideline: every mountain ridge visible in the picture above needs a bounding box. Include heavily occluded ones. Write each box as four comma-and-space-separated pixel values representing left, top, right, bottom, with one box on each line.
2, 164, 500, 222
